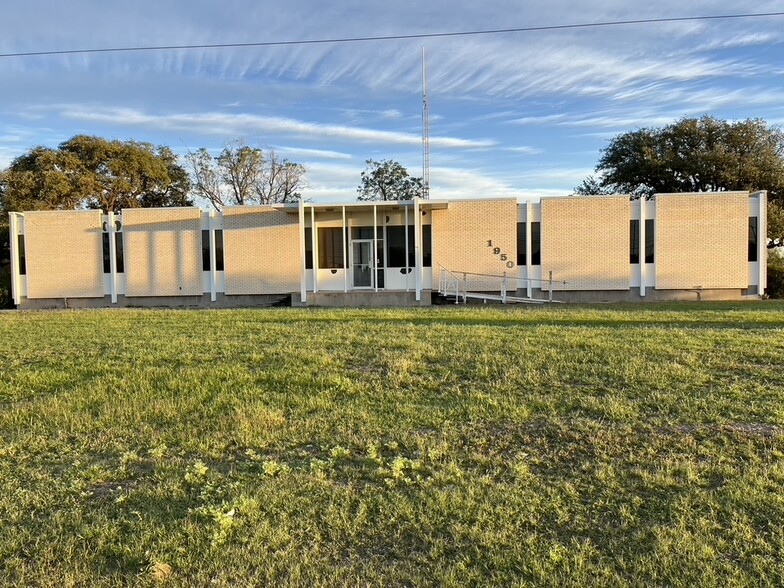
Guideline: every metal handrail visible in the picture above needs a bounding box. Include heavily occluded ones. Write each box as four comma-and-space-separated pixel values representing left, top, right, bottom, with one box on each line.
437, 264, 566, 304
437, 263, 467, 303
440, 269, 565, 286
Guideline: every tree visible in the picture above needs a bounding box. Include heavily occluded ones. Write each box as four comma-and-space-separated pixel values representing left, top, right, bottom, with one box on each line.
257, 151, 306, 205
357, 159, 423, 201
576, 116, 784, 245
0, 135, 193, 307
0, 135, 192, 213
186, 140, 307, 210
573, 175, 615, 196
768, 201, 784, 249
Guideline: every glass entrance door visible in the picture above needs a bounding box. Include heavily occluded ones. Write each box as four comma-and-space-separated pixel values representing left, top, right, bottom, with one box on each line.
351, 240, 374, 288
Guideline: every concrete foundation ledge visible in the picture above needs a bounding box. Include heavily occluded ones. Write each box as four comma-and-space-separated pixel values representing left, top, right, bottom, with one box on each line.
520, 288, 755, 303
18, 293, 291, 309
292, 291, 431, 307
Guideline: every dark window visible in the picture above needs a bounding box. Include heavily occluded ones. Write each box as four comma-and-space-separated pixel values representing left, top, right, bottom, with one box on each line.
103, 233, 110, 273
318, 227, 345, 269
644, 219, 654, 264
386, 226, 407, 267
201, 231, 209, 271
201, 230, 224, 272
422, 224, 432, 268
304, 227, 313, 269
115, 233, 125, 273
215, 230, 224, 271
385, 225, 431, 267
630, 219, 640, 264
102, 232, 124, 274
517, 222, 526, 265
351, 226, 380, 240
748, 217, 758, 262
18, 234, 26, 275
531, 222, 541, 265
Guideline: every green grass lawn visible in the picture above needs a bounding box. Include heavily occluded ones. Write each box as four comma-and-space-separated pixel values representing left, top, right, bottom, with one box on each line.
1, 303, 784, 587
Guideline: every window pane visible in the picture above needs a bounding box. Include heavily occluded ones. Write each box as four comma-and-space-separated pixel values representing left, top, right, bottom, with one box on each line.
630, 219, 640, 264
215, 230, 224, 271
422, 224, 432, 267
748, 217, 758, 262
304, 227, 313, 269
103, 233, 111, 274
201, 230, 210, 271
531, 222, 541, 265
351, 226, 379, 240
644, 219, 654, 264
115, 233, 125, 273
318, 227, 345, 269
517, 222, 526, 265
386, 226, 406, 267
18, 234, 26, 275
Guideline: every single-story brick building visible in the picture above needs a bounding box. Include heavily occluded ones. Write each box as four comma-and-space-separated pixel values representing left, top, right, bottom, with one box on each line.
7, 191, 767, 307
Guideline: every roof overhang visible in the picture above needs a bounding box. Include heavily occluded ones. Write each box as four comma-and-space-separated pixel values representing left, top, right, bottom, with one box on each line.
279, 199, 450, 214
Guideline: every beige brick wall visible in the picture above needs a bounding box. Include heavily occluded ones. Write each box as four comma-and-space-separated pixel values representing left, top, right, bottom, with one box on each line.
122, 208, 202, 297
24, 210, 104, 299
222, 207, 300, 295
541, 195, 630, 291
655, 193, 748, 290
432, 199, 517, 290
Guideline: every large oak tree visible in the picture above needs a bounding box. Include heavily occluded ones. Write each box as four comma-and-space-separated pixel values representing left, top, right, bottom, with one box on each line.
0, 135, 192, 307
575, 116, 784, 246
0, 135, 192, 213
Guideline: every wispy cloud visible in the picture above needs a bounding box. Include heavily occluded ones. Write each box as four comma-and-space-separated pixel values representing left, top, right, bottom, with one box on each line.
276, 146, 353, 160
50, 105, 496, 149
505, 146, 543, 155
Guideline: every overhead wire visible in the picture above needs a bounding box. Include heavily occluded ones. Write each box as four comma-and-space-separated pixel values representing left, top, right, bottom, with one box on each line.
1, 12, 783, 58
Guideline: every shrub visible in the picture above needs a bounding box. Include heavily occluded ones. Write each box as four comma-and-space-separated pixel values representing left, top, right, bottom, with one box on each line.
767, 252, 784, 298
0, 267, 11, 309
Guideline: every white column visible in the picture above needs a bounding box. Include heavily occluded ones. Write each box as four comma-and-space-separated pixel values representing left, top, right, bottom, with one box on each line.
298, 200, 307, 303
373, 204, 378, 292
342, 206, 348, 292
108, 212, 118, 303
209, 211, 217, 302
404, 205, 410, 292
525, 201, 532, 299
311, 206, 319, 293
414, 197, 422, 301
640, 198, 647, 298
9, 213, 20, 306
758, 191, 767, 293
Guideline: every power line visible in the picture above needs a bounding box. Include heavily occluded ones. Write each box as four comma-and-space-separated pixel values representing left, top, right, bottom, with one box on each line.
1, 12, 783, 59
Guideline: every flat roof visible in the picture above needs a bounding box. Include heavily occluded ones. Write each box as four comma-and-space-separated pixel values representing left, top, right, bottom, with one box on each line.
279, 199, 451, 214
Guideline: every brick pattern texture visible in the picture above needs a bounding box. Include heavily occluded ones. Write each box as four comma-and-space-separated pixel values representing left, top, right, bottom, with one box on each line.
222, 207, 300, 295
122, 208, 202, 297
432, 199, 517, 290
541, 196, 630, 291
655, 193, 747, 290
24, 210, 104, 298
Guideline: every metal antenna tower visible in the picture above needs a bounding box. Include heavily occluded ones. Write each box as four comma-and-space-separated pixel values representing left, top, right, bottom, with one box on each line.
421, 47, 430, 200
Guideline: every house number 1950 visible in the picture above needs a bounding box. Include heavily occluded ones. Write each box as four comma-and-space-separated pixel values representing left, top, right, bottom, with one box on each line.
487, 240, 515, 268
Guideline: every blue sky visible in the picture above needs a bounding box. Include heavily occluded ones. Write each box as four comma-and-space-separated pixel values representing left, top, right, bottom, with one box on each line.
1, 1, 783, 203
